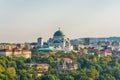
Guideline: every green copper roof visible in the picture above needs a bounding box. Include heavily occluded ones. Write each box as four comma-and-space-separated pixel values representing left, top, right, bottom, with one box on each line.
38, 47, 53, 51
54, 30, 64, 37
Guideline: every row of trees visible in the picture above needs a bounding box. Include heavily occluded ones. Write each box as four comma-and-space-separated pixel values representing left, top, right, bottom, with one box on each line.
0, 51, 120, 80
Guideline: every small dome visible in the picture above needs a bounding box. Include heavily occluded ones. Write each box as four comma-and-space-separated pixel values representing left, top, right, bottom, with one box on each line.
54, 30, 64, 37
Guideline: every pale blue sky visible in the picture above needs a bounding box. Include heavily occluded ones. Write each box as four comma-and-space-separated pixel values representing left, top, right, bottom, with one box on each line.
0, 0, 120, 43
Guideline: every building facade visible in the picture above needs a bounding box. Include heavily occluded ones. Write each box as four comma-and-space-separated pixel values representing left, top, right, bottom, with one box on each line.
47, 29, 71, 52
38, 29, 71, 52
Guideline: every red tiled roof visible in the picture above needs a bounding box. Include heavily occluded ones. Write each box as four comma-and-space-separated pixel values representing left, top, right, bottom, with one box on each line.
64, 58, 72, 61
13, 50, 21, 52
105, 49, 112, 53
57, 58, 72, 62
6, 50, 12, 52
22, 50, 31, 52
0, 49, 12, 52
35, 63, 49, 67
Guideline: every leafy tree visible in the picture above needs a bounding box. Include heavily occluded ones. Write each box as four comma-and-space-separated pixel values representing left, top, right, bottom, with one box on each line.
0, 73, 6, 80
40, 74, 59, 80
99, 74, 115, 80
0, 65, 5, 73
81, 68, 99, 79
64, 75, 74, 80
7, 67, 16, 78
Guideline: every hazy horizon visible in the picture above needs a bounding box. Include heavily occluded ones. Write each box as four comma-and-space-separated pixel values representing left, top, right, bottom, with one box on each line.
0, 0, 120, 43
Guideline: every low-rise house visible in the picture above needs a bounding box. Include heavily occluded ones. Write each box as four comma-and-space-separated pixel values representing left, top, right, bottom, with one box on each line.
13, 50, 31, 58
0, 49, 31, 58
56, 58, 78, 71
58, 62, 78, 71
0, 43, 17, 50
26, 63, 49, 77
72, 44, 85, 51
68, 63, 78, 71
58, 63, 68, 71
0, 50, 13, 56
34, 63, 49, 77
81, 48, 88, 54
8, 44, 16, 50
56, 58, 72, 63
72, 45, 79, 50
13, 50, 22, 55
100, 49, 112, 57
34, 63, 49, 72
22, 50, 31, 58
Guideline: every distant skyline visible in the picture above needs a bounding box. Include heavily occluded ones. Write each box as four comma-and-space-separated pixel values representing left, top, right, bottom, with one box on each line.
0, 0, 120, 43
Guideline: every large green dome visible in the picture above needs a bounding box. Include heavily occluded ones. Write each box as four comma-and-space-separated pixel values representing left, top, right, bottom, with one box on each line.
54, 30, 64, 37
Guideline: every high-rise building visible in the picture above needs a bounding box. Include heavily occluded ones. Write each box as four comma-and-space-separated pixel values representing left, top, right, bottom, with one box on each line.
37, 37, 43, 47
